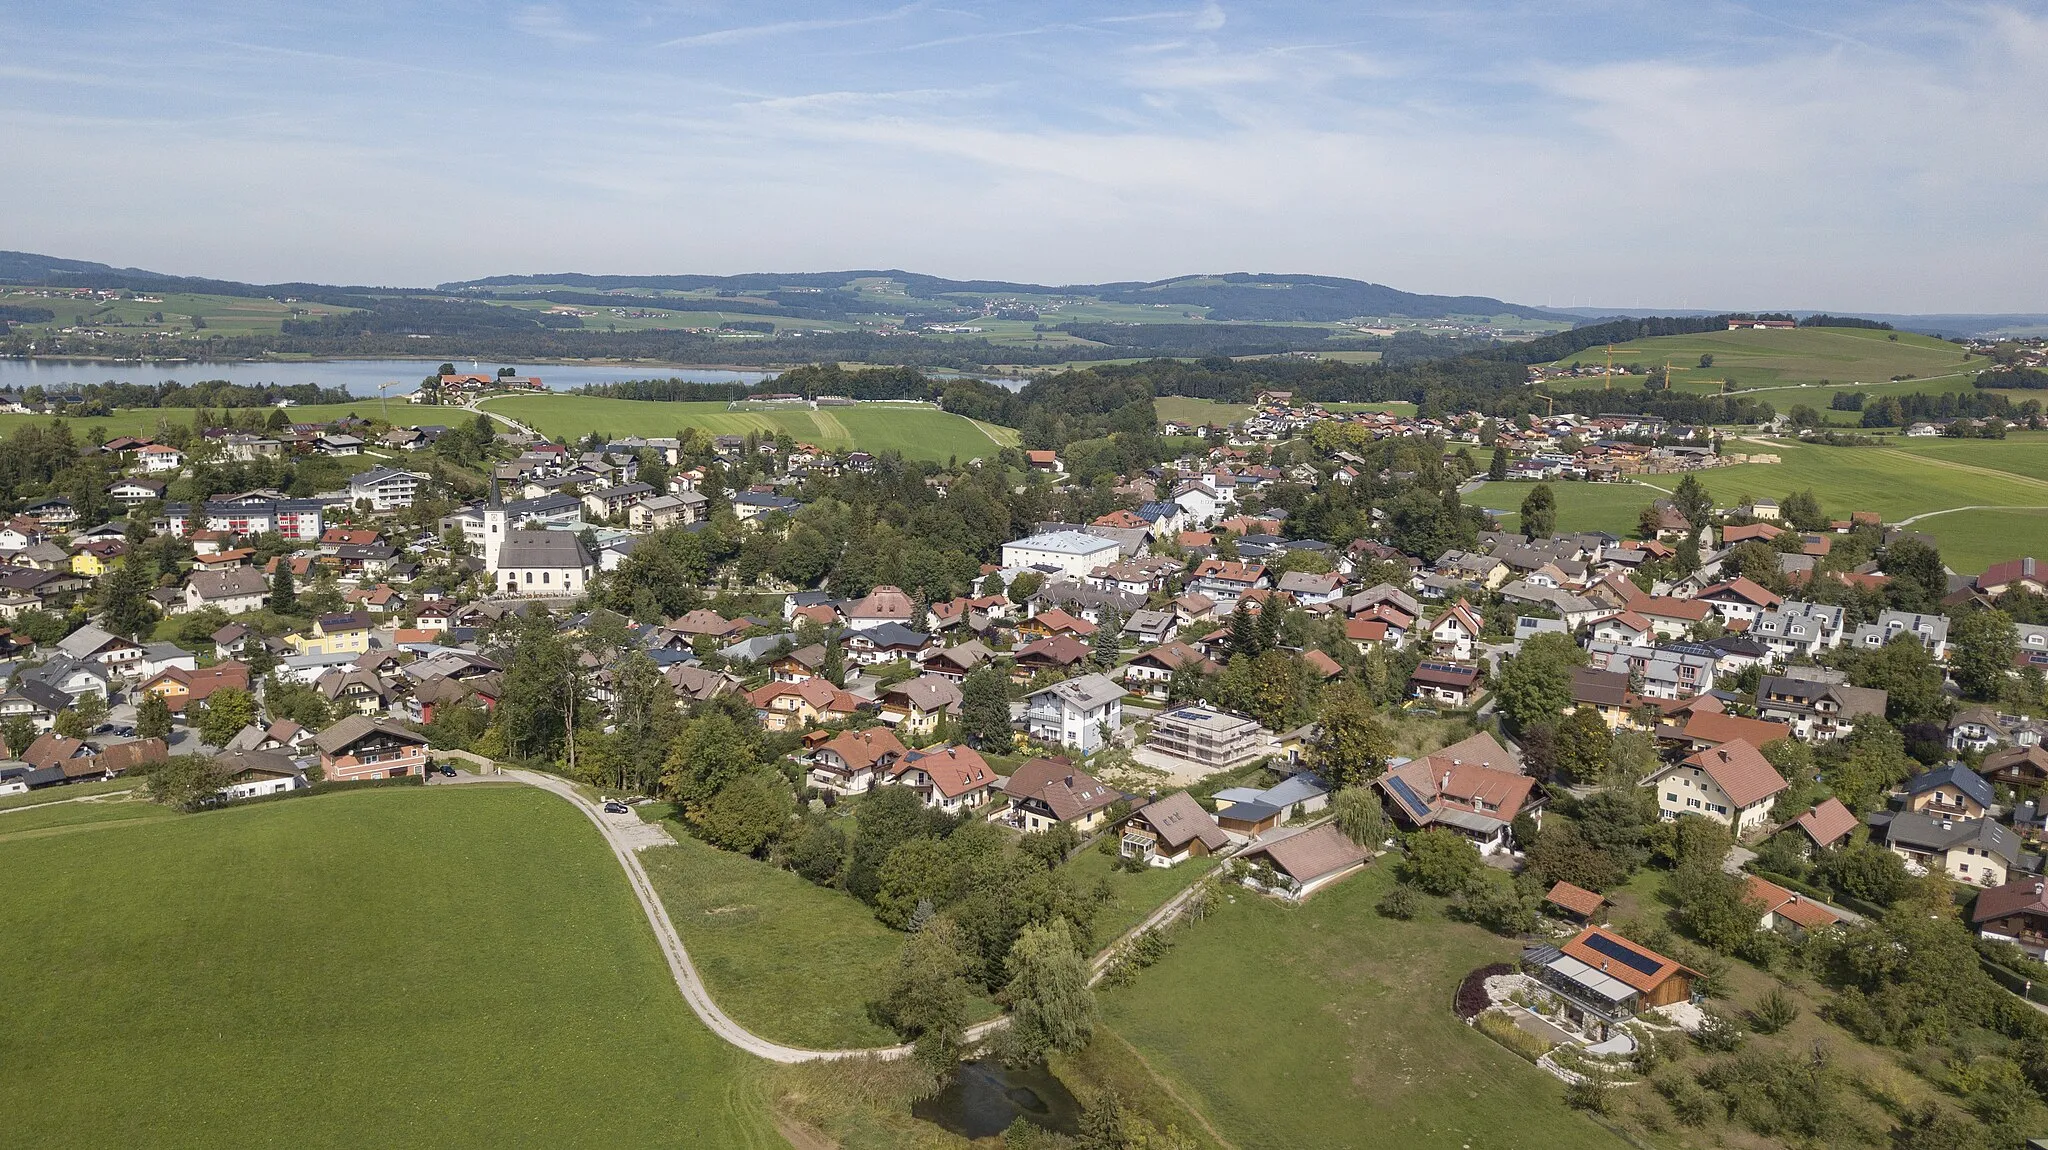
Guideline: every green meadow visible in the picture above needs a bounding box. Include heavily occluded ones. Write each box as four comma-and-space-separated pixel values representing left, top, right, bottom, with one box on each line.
1543, 326, 1975, 391
480, 394, 1017, 460
0, 786, 778, 1148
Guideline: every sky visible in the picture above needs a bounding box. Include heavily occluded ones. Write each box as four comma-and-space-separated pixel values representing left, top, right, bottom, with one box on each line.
2, 1, 2044, 313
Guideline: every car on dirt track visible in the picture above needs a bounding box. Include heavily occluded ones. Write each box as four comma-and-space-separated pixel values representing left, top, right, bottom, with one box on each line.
602, 800, 629, 814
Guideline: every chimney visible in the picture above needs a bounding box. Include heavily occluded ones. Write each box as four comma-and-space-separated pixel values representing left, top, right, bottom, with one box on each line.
1442, 771, 1453, 792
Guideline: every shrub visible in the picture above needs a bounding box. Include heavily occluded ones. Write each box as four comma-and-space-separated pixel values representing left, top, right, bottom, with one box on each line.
1694, 1007, 1746, 1052
1651, 1068, 1717, 1127
1565, 1076, 1615, 1115
1474, 1010, 1551, 1063
1376, 885, 1419, 919
1748, 988, 1799, 1035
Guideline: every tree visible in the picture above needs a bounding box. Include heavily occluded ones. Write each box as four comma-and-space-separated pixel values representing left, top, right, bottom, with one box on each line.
1401, 828, 1480, 895
1332, 786, 1387, 848
1495, 632, 1586, 732
869, 918, 978, 1070
785, 818, 848, 886
821, 637, 846, 688
1, 715, 32, 758
659, 709, 759, 807
144, 754, 232, 809
54, 691, 109, 739
1553, 706, 1612, 784
1002, 921, 1097, 1058
1487, 445, 1508, 482
694, 771, 794, 856
1749, 988, 1799, 1034
136, 690, 173, 740
1670, 859, 1763, 953
1950, 608, 2018, 702
268, 562, 297, 614
99, 557, 157, 640
1308, 682, 1393, 790
1883, 537, 1947, 612
1525, 823, 1628, 892
1672, 474, 1713, 533
1088, 614, 1121, 671
960, 665, 1014, 750
194, 688, 257, 747
845, 785, 935, 904
1519, 483, 1557, 539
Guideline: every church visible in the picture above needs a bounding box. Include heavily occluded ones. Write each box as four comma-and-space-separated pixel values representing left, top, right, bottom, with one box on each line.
481, 481, 596, 596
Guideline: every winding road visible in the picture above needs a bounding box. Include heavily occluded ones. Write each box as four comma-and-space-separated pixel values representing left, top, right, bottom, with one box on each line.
498, 768, 1215, 1063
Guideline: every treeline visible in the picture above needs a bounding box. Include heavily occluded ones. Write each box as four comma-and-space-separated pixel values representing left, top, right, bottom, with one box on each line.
1801, 314, 1893, 330
14, 379, 352, 411
1478, 315, 1734, 367
0, 306, 55, 324
282, 297, 585, 337
1977, 367, 2048, 390
1860, 390, 2042, 426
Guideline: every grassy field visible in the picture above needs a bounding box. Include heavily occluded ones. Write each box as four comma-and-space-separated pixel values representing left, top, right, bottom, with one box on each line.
637, 821, 994, 1049
0, 776, 134, 811
481, 395, 1017, 461
1479, 435, 2048, 572
1061, 846, 1216, 945
0, 786, 778, 1148
0, 400, 411, 441
2, 287, 358, 338
1155, 396, 1252, 427
1543, 327, 1974, 391
1098, 863, 1632, 1150
0, 791, 176, 839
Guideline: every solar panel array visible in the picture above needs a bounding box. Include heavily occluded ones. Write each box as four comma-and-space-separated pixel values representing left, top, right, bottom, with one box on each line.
1580, 932, 1663, 977
1385, 775, 1428, 815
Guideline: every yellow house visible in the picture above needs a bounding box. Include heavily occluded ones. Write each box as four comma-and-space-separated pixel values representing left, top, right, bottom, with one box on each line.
286, 612, 373, 656
70, 541, 128, 578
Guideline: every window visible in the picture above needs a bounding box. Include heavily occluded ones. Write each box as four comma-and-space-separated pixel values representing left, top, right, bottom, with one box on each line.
1666, 792, 1678, 803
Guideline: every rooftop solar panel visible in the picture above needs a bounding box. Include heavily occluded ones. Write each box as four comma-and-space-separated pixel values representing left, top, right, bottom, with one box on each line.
1580, 932, 1663, 977
1385, 776, 1428, 815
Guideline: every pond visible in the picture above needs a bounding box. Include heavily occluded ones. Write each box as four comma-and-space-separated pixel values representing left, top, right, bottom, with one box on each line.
911, 1059, 1082, 1141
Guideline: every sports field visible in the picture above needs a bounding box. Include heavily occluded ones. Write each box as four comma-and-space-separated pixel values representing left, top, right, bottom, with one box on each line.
0, 786, 777, 1149
1097, 863, 1632, 1150
1543, 326, 1974, 391
481, 394, 1017, 461
1475, 433, 2048, 573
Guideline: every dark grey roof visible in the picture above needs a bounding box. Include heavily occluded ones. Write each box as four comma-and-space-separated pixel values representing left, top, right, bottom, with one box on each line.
1901, 763, 1995, 809
497, 529, 593, 569
1885, 809, 2017, 862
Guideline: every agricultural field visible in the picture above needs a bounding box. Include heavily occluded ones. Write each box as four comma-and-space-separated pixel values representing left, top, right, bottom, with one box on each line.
481, 394, 1016, 460
1544, 327, 1976, 393
0, 786, 777, 1148
0, 287, 357, 338
1097, 863, 1633, 1150
1477, 434, 2048, 573
1155, 396, 1253, 427
0, 400, 408, 441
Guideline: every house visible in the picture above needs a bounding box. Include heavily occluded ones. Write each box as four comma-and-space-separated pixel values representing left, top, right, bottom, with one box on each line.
1275, 570, 1344, 606
1427, 600, 1483, 659
1407, 661, 1481, 708
1544, 881, 1610, 925
314, 715, 429, 782
878, 676, 962, 739
1744, 874, 1842, 938
1186, 559, 1269, 607
212, 623, 251, 661
107, 478, 167, 506
1121, 609, 1177, 648
920, 640, 995, 682
1119, 791, 1228, 867
1144, 705, 1267, 772
1235, 823, 1367, 900
217, 750, 307, 801
1013, 635, 1090, 681
1751, 601, 1845, 660
845, 623, 933, 666
1523, 927, 1697, 1041
1641, 738, 1787, 836
1120, 641, 1214, 701
54, 624, 146, 680
806, 727, 907, 795
887, 744, 997, 812
1899, 763, 1993, 822
747, 678, 863, 733
996, 757, 1120, 834
1791, 797, 1860, 852
1753, 674, 1886, 742
1001, 531, 1123, 579
184, 568, 269, 616
1978, 557, 2048, 598
1570, 667, 1639, 730
844, 585, 916, 632
1883, 810, 2016, 887
1695, 577, 1783, 626
1665, 709, 1793, 755
1973, 878, 2048, 960
1983, 745, 2048, 790
1377, 733, 1539, 855
1850, 611, 1950, 660
730, 492, 801, 521
1023, 673, 1123, 754
287, 612, 372, 657
135, 443, 185, 473
347, 467, 426, 511
141, 662, 251, 713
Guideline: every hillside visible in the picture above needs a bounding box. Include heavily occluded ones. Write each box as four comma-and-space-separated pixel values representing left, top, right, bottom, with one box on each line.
1541, 325, 1976, 392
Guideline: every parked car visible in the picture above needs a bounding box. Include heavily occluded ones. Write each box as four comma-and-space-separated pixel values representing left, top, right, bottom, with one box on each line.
602, 800, 629, 814
437, 763, 458, 778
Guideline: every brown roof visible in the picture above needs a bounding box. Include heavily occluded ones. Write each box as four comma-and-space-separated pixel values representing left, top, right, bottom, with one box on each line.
1636, 596, 1711, 622
1545, 881, 1608, 918
1983, 745, 2048, 780
1744, 874, 1841, 930
1302, 649, 1342, 679
1423, 731, 1520, 773
313, 715, 427, 755
1029, 608, 1097, 637
1015, 634, 1089, 667
1001, 757, 1119, 822
815, 727, 907, 773
1129, 791, 1228, 852
95, 738, 168, 774
1679, 738, 1788, 808
1792, 797, 1859, 849
1973, 877, 2048, 925
1570, 666, 1632, 708
1560, 927, 1693, 993
1680, 710, 1792, 749
1132, 641, 1211, 672
746, 678, 862, 715
893, 744, 995, 799
847, 585, 915, 621
20, 733, 90, 772
1240, 823, 1366, 883
1697, 576, 1783, 609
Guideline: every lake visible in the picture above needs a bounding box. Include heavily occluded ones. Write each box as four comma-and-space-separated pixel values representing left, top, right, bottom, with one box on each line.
0, 358, 775, 398
910, 1059, 1081, 1140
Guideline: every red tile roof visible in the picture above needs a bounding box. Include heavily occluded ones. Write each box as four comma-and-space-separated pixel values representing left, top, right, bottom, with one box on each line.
1546, 881, 1607, 918
1559, 927, 1692, 994
1744, 874, 1841, 930
1792, 797, 1859, 849
1681, 738, 1789, 808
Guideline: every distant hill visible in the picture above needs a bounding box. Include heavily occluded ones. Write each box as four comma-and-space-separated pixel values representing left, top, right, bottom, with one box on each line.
1556, 306, 2048, 340
0, 251, 179, 284
440, 268, 1569, 322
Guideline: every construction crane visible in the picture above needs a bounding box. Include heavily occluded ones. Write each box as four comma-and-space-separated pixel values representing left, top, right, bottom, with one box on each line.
1664, 357, 1675, 391
376, 379, 402, 424
1535, 391, 1555, 416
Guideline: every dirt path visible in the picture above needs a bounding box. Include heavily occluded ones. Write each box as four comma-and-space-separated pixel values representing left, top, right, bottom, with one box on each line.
1101, 1028, 1240, 1150
0, 788, 136, 815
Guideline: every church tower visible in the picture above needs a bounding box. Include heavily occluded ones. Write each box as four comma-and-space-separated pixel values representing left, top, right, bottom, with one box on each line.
482, 474, 508, 573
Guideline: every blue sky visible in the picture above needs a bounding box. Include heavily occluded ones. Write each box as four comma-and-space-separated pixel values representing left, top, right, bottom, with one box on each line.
3, 2, 2043, 311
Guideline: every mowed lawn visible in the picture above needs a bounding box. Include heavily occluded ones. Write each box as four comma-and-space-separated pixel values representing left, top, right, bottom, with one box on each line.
482, 394, 1015, 461
637, 825, 994, 1050
0, 786, 779, 1149
1098, 864, 1633, 1150
1470, 478, 1666, 536
1543, 326, 1973, 390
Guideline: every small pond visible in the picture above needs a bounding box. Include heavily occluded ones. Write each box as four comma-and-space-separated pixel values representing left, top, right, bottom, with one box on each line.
911, 1059, 1082, 1141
